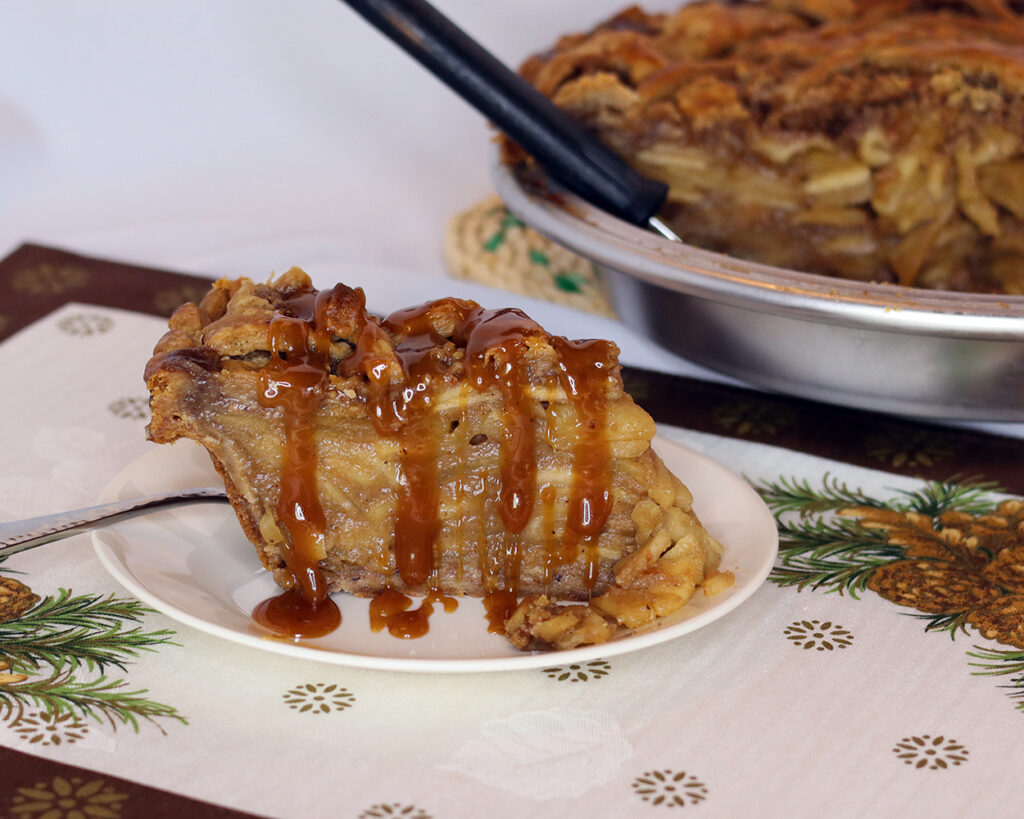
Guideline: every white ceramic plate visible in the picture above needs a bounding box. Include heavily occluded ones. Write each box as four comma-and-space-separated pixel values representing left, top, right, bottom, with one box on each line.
93, 436, 778, 673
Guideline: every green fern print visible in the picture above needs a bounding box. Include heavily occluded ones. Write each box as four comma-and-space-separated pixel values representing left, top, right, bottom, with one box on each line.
0, 578, 186, 734
758, 475, 1024, 713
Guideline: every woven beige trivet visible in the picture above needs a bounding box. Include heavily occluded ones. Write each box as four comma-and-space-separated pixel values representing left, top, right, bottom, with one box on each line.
444, 195, 616, 317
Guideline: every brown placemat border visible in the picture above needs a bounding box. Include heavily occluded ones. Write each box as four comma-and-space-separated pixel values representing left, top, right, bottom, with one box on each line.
0, 746, 267, 819
0, 241, 1021, 810
620, 366, 1024, 494
0, 242, 215, 340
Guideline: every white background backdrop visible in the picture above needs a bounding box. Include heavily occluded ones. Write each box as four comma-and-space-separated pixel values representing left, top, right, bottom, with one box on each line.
1, 1, 677, 279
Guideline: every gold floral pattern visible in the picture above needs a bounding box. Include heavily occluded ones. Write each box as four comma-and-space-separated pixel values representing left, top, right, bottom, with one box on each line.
11, 263, 90, 296
9, 776, 126, 818
12, 711, 90, 747
282, 683, 356, 714
784, 620, 854, 651
892, 735, 969, 769
56, 313, 113, 337
359, 804, 431, 819
632, 769, 708, 807
542, 660, 612, 682
844, 499, 1024, 648
712, 400, 794, 437
864, 428, 955, 470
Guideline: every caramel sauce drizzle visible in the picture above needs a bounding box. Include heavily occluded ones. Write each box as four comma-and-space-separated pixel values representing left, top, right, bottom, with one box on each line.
253, 285, 617, 640
369, 588, 458, 640
551, 337, 616, 590
482, 589, 519, 635
451, 384, 471, 587
454, 307, 542, 536
253, 286, 343, 639
463, 308, 552, 614
252, 586, 340, 640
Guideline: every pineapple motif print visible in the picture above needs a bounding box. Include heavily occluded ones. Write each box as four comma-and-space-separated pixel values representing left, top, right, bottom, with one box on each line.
847, 500, 1024, 648
760, 477, 1024, 711
0, 578, 40, 623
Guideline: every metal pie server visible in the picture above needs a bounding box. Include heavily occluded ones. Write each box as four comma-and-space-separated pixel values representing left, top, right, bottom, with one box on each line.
0, 489, 228, 558
339, 0, 681, 242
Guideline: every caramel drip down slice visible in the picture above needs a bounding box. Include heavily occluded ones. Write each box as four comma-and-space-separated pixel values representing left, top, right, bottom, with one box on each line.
551, 336, 616, 590
258, 283, 620, 637
253, 286, 342, 636
455, 306, 542, 537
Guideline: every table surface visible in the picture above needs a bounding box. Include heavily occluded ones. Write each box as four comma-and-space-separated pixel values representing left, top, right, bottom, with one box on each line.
2, 3, 1024, 818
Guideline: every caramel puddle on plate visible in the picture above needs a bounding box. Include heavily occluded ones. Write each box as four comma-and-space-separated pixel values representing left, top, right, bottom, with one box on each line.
251, 587, 342, 641
370, 589, 459, 639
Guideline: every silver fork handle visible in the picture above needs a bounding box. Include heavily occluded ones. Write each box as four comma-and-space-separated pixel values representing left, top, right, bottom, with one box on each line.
0, 488, 229, 559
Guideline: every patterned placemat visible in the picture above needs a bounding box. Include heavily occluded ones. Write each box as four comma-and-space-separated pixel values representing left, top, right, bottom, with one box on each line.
0, 748, 258, 819
2, 243, 1024, 817
0, 243, 215, 341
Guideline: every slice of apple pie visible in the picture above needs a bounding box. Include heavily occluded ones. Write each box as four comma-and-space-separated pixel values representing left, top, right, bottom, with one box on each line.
504, 0, 1024, 293
144, 269, 727, 649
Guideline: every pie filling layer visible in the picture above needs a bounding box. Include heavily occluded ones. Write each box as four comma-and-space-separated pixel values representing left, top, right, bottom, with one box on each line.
504, 0, 1024, 293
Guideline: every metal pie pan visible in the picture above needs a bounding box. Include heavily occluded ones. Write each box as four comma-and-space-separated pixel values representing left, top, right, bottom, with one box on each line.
493, 161, 1024, 421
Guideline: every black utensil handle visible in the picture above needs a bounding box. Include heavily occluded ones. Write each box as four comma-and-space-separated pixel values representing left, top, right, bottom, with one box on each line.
339, 0, 668, 226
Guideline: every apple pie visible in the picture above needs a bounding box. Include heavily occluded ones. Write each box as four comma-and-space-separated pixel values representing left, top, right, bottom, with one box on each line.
144, 269, 727, 649
503, 0, 1024, 293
